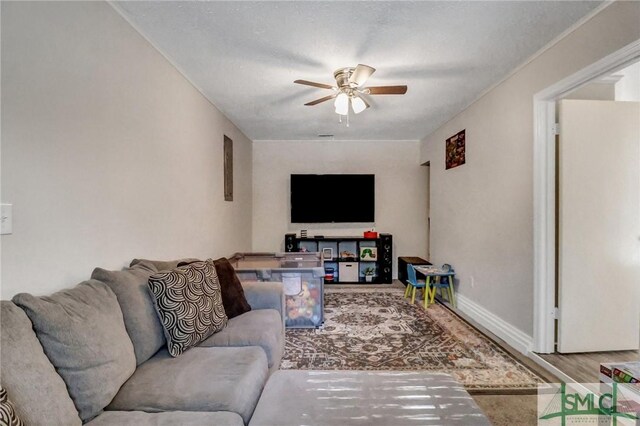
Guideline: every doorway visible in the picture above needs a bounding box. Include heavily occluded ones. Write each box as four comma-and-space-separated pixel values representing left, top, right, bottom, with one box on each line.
422, 161, 431, 261
532, 40, 640, 382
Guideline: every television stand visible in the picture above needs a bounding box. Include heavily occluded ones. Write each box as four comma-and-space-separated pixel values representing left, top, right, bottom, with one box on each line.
284, 234, 393, 284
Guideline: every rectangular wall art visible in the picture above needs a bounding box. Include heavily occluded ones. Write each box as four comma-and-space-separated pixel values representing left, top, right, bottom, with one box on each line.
224, 135, 233, 201
445, 129, 466, 170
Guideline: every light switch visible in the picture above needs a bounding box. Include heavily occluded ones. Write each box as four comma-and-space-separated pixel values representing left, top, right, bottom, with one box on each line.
1, 204, 13, 235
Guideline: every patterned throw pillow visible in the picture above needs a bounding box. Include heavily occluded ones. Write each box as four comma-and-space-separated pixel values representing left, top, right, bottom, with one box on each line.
148, 259, 228, 357
177, 258, 252, 319
0, 386, 24, 426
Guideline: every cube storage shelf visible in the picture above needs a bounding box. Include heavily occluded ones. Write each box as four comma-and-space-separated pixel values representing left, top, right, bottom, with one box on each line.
284, 234, 393, 284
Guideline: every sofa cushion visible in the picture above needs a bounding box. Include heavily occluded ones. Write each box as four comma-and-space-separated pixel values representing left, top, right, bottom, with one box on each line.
86, 410, 244, 426
0, 301, 82, 426
108, 347, 268, 424
148, 260, 228, 357
91, 261, 166, 365
12, 281, 136, 422
200, 309, 284, 371
0, 386, 24, 426
214, 257, 252, 319
241, 281, 286, 324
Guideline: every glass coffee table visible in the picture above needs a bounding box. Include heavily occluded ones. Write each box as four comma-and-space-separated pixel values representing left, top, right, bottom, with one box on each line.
249, 370, 490, 425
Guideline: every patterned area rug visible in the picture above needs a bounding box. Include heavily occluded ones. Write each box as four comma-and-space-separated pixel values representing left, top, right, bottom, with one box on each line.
281, 288, 544, 391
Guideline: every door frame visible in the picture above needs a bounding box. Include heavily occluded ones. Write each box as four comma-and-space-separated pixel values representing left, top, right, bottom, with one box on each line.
421, 161, 431, 261
533, 39, 640, 353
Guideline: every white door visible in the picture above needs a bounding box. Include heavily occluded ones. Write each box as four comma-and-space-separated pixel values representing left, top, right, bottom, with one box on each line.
558, 99, 640, 353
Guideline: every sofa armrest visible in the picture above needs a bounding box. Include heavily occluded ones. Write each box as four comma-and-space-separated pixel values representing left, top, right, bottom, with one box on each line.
241, 281, 285, 326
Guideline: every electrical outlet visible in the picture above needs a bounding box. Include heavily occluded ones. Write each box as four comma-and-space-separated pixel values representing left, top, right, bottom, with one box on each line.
470, 275, 475, 288
1, 204, 13, 235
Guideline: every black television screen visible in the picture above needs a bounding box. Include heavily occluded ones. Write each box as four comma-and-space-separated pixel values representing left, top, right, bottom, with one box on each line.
291, 174, 375, 223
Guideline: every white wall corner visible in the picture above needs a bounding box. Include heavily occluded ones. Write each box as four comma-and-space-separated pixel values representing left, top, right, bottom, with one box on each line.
456, 294, 534, 356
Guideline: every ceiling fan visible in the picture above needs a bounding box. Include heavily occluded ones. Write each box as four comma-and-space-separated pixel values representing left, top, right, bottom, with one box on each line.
294, 64, 407, 115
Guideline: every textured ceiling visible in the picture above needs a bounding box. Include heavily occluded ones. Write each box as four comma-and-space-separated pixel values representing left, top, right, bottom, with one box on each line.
113, 1, 601, 141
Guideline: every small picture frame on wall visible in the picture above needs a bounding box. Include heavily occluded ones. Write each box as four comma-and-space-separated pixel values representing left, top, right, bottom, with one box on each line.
224, 135, 233, 201
322, 248, 333, 261
446, 129, 466, 170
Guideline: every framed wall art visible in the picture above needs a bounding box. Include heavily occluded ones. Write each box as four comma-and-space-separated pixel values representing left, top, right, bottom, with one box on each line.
445, 129, 466, 170
224, 135, 233, 201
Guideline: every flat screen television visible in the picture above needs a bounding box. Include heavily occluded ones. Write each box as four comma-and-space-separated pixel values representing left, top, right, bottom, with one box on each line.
291, 174, 375, 223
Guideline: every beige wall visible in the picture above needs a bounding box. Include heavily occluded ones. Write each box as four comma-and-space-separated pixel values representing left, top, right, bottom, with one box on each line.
252, 140, 428, 278
1, 1, 253, 298
420, 1, 640, 336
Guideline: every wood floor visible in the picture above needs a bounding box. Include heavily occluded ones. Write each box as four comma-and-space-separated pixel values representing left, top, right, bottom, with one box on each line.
538, 349, 639, 383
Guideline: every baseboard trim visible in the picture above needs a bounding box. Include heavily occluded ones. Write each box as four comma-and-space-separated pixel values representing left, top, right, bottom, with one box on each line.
456, 294, 533, 355
527, 353, 575, 384
527, 353, 593, 395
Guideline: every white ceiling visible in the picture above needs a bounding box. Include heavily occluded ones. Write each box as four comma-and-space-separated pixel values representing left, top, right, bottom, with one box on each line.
114, 1, 602, 141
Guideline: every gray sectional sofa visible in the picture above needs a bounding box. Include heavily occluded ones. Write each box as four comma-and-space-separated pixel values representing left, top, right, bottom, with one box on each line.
0, 258, 285, 425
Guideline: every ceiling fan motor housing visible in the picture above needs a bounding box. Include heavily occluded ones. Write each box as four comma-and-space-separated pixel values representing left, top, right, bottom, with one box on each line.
333, 67, 356, 89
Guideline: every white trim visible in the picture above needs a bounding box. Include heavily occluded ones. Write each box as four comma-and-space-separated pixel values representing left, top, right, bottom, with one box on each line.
532, 99, 557, 354
528, 353, 576, 384
532, 38, 640, 354
535, 40, 640, 102
456, 294, 533, 356
253, 139, 420, 143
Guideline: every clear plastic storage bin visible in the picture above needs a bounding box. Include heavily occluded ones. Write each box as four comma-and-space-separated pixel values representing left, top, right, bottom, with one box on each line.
229, 252, 324, 328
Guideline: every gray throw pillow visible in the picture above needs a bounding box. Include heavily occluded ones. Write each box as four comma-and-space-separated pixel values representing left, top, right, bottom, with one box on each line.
91, 261, 166, 365
0, 386, 24, 426
12, 281, 136, 422
148, 259, 228, 357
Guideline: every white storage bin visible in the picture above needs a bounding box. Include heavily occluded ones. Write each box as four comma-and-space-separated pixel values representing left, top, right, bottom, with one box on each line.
339, 262, 359, 282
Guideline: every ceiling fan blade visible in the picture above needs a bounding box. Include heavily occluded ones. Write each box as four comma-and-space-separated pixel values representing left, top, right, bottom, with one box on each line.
304, 94, 337, 106
294, 80, 334, 90
366, 85, 408, 95
349, 64, 376, 86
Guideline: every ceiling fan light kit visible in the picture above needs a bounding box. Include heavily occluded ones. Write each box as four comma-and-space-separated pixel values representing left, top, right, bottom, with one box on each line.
334, 92, 349, 115
351, 96, 368, 114
294, 64, 407, 122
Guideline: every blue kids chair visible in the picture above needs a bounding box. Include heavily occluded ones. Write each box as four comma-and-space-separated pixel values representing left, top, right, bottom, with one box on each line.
404, 264, 431, 309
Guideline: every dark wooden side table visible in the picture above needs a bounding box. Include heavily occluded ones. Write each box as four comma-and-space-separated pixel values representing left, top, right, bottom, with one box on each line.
398, 256, 431, 285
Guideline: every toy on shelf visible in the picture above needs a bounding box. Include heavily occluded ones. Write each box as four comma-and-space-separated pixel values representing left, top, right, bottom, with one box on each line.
340, 250, 357, 260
